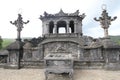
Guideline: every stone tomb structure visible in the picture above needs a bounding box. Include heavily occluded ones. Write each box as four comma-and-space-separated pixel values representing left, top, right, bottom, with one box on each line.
0, 9, 120, 70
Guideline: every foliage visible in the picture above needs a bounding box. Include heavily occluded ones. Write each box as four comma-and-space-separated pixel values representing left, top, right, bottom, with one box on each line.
2, 38, 15, 49
0, 38, 3, 49
0, 36, 120, 50
109, 36, 120, 44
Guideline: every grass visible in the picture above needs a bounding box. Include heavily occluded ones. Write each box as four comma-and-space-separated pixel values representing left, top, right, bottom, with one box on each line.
109, 36, 120, 44
2, 38, 15, 49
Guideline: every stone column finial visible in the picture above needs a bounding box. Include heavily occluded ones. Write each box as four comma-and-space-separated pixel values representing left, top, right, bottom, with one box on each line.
94, 6, 117, 38
10, 14, 29, 41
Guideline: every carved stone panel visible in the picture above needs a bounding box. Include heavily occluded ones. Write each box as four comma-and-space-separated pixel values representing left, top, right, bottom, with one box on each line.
43, 41, 79, 59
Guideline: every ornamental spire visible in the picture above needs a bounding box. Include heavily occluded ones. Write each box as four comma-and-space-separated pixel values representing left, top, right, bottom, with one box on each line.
10, 14, 29, 41
94, 4, 117, 38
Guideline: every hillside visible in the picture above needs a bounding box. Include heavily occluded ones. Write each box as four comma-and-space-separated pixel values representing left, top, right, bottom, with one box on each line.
2, 38, 15, 49
109, 35, 120, 44
1, 36, 120, 49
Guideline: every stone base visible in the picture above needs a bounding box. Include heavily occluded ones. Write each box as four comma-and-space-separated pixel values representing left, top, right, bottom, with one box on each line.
104, 63, 120, 70
20, 61, 44, 69
74, 61, 104, 69
4, 64, 20, 69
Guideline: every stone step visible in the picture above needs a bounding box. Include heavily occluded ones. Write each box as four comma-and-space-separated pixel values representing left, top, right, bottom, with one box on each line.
20, 61, 44, 68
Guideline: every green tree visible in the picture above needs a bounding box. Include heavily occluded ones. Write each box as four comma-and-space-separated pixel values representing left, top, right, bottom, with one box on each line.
0, 36, 3, 49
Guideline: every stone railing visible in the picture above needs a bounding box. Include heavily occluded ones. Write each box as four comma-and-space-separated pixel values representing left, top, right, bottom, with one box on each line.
44, 33, 81, 38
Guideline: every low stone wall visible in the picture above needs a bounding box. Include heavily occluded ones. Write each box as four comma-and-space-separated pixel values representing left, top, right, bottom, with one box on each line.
74, 61, 105, 69
44, 33, 80, 38
20, 60, 44, 68
20, 60, 105, 69
1, 59, 120, 70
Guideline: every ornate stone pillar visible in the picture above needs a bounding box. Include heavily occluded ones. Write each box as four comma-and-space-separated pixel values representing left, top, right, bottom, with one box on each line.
66, 22, 69, 33
42, 23, 45, 35
74, 22, 77, 33
46, 24, 49, 34
54, 23, 57, 33
104, 29, 108, 38
94, 8, 117, 38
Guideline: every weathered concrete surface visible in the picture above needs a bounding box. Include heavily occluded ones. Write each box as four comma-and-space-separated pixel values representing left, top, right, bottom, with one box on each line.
0, 68, 120, 80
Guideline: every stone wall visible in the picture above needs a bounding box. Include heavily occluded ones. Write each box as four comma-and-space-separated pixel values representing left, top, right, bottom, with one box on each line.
43, 41, 79, 58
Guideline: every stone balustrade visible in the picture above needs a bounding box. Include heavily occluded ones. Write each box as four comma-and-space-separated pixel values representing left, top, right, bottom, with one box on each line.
44, 33, 81, 38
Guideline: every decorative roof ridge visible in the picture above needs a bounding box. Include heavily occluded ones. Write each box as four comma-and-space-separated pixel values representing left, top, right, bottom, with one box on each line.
40, 9, 86, 19
55, 9, 68, 16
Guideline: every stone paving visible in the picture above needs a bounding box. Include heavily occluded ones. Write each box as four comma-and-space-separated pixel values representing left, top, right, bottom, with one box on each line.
0, 68, 120, 80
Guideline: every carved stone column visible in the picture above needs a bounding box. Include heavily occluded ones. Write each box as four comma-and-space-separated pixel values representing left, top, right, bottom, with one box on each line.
46, 24, 49, 34
66, 22, 69, 33
54, 23, 57, 34
104, 29, 108, 38
74, 22, 77, 33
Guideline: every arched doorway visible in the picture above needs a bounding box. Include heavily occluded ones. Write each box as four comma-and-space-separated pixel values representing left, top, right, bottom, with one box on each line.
57, 21, 67, 33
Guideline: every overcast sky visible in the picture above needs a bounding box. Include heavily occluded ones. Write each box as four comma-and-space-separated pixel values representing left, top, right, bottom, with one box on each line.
0, 0, 120, 38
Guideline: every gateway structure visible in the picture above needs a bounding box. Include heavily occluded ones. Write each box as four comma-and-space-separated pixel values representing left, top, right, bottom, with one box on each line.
0, 8, 120, 70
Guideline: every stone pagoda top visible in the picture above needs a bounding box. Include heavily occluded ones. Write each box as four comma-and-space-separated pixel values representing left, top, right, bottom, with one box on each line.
39, 9, 85, 35
40, 9, 85, 20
